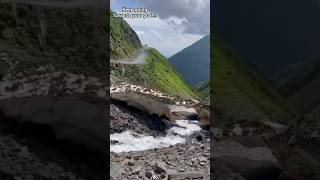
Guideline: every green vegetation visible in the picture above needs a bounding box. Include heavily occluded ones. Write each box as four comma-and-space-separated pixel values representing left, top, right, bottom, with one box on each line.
198, 81, 210, 104
111, 48, 199, 99
110, 11, 141, 59
110, 13, 198, 99
212, 34, 293, 126
0, 4, 107, 79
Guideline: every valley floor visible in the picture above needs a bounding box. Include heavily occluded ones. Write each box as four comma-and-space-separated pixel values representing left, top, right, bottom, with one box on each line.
110, 84, 210, 180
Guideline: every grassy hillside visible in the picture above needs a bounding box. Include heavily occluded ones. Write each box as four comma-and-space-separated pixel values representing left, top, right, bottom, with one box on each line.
280, 57, 320, 114
198, 81, 210, 104
0, 3, 107, 79
110, 11, 141, 59
212, 35, 293, 126
111, 48, 199, 99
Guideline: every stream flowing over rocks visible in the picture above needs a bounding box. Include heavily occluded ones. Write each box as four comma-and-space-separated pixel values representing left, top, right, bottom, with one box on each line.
110, 83, 210, 180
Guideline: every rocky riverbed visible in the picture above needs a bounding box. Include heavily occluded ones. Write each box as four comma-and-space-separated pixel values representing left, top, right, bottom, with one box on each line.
211, 120, 292, 180
111, 140, 210, 180
0, 112, 105, 180
110, 93, 210, 179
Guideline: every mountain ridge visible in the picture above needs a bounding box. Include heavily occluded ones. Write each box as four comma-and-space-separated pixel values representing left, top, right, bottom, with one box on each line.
212, 34, 294, 126
169, 35, 210, 87
110, 13, 199, 99
213, 0, 320, 80
280, 57, 320, 114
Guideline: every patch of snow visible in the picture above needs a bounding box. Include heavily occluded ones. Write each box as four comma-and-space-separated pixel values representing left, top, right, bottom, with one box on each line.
168, 105, 197, 113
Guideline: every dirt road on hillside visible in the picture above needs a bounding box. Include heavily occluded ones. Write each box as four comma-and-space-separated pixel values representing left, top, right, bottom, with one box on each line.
110, 48, 151, 65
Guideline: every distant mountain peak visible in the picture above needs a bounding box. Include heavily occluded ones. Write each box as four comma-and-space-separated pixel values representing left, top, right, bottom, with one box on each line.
169, 35, 210, 87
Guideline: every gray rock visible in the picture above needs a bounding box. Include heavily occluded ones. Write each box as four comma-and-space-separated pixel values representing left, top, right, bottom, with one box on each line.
269, 116, 320, 180
110, 163, 124, 179
145, 171, 152, 178
154, 162, 167, 174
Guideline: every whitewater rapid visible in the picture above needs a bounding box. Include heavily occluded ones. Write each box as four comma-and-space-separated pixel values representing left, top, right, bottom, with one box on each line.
110, 120, 201, 153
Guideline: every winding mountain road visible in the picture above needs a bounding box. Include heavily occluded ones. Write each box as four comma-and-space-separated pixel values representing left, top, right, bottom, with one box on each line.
110, 48, 150, 65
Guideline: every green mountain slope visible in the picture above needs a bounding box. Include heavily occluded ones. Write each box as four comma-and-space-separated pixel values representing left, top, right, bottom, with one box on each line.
111, 48, 199, 99
280, 57, 320, 114
198, 81, 210, 104
169, 35, 210, 87
0, 4, 106, 79
110, 11, 141, 59
212, 35, 293, 126
110, 12, 198, 99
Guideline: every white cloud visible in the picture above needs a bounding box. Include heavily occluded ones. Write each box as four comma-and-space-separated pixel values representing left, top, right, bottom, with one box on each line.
138, 0, 210, 35
124, 17, 203, 57
136, 28, 202, 58
125, 17, 171, 30
115, 0, 209, 57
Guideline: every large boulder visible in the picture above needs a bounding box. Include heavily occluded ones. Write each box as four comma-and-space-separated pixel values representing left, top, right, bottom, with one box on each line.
269, 115, 320, 180
110, 91, 199, 121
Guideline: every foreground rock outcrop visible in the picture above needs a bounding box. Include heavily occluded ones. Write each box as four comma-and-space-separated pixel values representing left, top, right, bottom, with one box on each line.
211, 119, 291, 180
269, 115, 320, 180
110, 83, 210, 130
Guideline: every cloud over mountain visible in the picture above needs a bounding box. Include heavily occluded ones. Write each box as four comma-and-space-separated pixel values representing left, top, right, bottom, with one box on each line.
138, 0, 210, 35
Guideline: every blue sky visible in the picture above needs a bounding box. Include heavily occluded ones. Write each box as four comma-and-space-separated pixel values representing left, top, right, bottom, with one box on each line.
111, 0, 139, 12
111, 0, 210, 58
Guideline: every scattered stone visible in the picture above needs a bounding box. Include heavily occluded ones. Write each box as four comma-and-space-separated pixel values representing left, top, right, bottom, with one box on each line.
213, 128, 223, 139
232, 125, 243, 136
127, 160, 135, 166
154, 162, 167, 174
145, 171, 153, 178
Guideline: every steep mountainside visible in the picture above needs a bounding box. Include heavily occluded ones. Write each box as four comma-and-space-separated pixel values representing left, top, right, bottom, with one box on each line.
169, 35, 210, 87
110, 13, 198, 99
213, 0, 320, 81
110, 11, 141, 59
198, 81, 210, 104
0, 3, 107, 79
280, 57, 320, 114
111, 48, 199, 99
0, 2, 106, 179
212, 35, 293, 126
